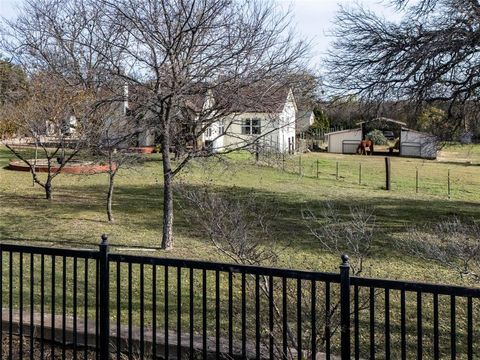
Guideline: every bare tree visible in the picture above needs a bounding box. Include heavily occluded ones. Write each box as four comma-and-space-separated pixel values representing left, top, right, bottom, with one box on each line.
325, 0, 480, 137
401, 217, 480, 283
302, 203, 377, 356
181, 189, 373, 358
1, 0, 127, 199
178, 185, 299, 357
108, 0, 309, 249
97, 0, 309, 249
102, 141, 140, 224
180, 188, 379, 357
1, 0, 121, 91
1, 72, 96, 199
88, 102, 142, 222
303, 202, 376, 276
2, 0, 310, 249
179, 184, 278, 265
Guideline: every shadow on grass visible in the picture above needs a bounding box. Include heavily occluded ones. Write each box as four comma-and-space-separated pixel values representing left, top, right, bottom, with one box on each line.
1, 180, 479, 260
436, 160, 480, 167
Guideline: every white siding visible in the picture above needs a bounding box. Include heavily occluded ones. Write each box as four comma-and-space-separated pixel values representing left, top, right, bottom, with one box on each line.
400, 129, 437, 159
278, 91, 297, 153
208, 91, 297, 153
327, 129, 362, 153
138, 128, 155, 147
203, 120, 225, 151
217, 112, 275, 150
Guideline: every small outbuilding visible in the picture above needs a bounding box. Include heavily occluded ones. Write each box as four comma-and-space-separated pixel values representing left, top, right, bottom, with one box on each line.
325, 117, 437, 159
326, 128, 362, 154
400, 128, 437, 159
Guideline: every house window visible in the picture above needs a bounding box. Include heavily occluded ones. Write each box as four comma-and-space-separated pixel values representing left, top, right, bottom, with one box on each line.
218, 121, 225, 135
206, 127, 212, 137
241, 118, 261, 135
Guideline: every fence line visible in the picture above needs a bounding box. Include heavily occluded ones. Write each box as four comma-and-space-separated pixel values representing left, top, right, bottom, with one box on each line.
256, 153, 464, 198
0, 238, 479, 359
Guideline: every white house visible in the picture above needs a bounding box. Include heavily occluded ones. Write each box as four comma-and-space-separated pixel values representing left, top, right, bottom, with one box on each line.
123, 84, 298, 153
296, 110, 315, 135
45, 115, 77, 137
202, 88, 298, 154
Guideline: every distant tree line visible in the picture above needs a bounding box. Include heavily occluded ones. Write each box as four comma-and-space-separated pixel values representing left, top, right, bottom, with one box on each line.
313, 99, 480, 142
323, 0, 480, 142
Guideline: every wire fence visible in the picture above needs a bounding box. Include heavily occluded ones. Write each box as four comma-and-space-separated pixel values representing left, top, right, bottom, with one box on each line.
254, 152, 478, 200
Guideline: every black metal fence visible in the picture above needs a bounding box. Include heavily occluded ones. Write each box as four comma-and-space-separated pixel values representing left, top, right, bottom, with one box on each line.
0, 237, 479, 359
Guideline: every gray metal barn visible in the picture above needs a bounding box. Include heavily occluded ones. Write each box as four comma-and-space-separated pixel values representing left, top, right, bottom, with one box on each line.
325, 118, 437, 159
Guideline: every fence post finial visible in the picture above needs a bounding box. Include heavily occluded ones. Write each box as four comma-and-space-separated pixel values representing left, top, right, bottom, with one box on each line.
341, 254, 349, 266
101, 234, 108, 246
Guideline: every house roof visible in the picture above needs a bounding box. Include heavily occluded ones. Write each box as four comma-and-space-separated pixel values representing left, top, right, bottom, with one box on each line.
211, 84, 292, 113
356, 117, 407, 126
296, 110, 314, 132
126, 82, 293, 115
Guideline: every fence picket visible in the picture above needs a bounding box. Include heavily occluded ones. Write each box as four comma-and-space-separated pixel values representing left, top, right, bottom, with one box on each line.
0, 242, 478, 359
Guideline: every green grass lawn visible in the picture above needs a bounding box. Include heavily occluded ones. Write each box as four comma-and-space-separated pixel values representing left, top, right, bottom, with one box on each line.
1, 145, 480, 358
1, 144, 479, 284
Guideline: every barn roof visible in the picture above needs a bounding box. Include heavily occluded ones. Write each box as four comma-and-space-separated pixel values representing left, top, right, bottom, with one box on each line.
356, 117, 407, 126
401, 128, 437, 138
325, 128, 362, 136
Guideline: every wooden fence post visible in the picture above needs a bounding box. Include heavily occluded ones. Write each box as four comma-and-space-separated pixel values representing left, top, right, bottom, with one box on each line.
359, 163, 362, 185
385, 157, 391, 190
416, 167, 419, 194
448, 169, 451, 199
336, 162, 339, 180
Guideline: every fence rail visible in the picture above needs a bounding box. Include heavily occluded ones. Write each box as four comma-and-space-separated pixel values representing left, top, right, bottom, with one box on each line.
0, 238, 479, 359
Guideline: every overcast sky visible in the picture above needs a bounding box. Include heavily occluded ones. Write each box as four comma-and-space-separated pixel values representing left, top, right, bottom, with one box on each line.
281, 0, 403, 69
0, 0, 403, 68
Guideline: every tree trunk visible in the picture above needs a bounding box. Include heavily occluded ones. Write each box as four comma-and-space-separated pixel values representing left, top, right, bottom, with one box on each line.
107, 172, 115, 222
45, 178, 53, 200
161, 133, 174, 250
33, 144, 38, 187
